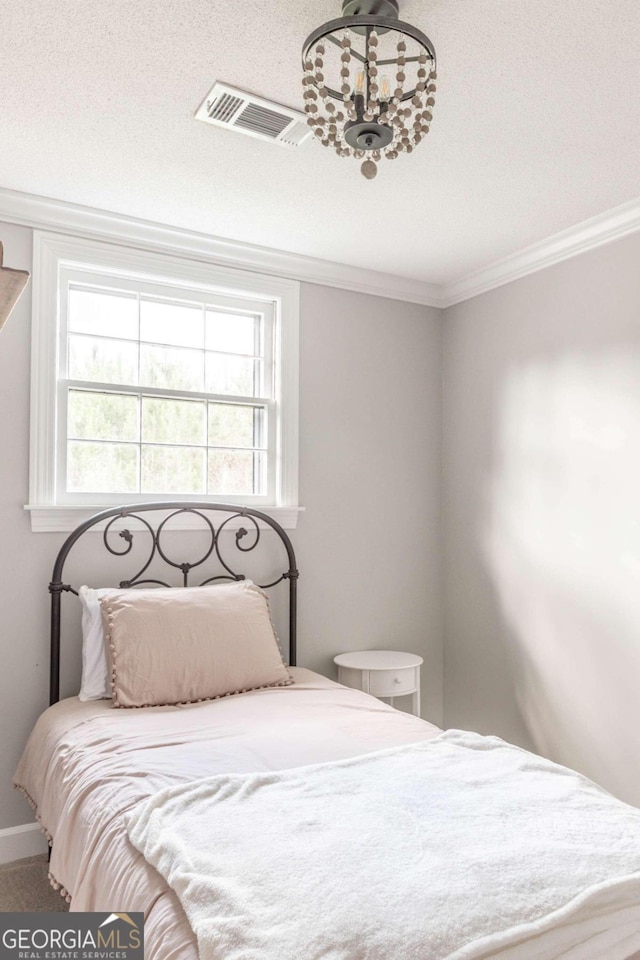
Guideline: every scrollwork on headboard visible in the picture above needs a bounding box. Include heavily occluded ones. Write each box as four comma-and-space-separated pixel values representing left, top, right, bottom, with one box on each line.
48, 502, 299, 705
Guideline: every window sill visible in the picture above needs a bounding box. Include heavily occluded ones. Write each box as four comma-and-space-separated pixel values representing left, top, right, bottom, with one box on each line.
24, 504, 304, 533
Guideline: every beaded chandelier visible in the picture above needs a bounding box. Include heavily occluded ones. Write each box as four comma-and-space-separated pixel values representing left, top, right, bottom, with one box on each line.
302, 0, 437, 179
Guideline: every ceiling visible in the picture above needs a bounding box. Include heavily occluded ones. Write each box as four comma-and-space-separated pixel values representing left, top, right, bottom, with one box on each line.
0, 0, 639, 286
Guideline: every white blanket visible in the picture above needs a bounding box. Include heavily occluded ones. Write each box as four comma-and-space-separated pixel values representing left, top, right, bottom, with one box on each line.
126, 730, 640, 960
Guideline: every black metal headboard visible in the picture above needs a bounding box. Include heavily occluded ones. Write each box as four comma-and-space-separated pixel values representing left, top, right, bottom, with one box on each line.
49, 502, 299, 705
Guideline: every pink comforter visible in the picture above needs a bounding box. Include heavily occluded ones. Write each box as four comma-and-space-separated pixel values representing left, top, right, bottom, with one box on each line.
14, 668, 440, 960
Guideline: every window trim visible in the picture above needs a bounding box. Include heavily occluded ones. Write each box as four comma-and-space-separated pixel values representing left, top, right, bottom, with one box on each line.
27, 231, 300, 532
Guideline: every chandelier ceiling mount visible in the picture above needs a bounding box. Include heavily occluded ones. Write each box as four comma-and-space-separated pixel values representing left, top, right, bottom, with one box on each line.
341, 1, 400, 33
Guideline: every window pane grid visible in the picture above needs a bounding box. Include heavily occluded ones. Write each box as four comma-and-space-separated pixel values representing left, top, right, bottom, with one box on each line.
68, 333, 265, 392
66, 387, 268, 495
68, 334, 265, 360
67, 391, 267, 446
63, 283, 273, 499
66, 439, 266, 495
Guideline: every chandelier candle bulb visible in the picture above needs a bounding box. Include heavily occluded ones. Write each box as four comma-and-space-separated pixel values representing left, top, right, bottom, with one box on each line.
302, 0, 437, 177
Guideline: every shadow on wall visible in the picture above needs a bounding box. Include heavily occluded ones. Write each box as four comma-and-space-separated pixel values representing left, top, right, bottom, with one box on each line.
485, 350, 640, 806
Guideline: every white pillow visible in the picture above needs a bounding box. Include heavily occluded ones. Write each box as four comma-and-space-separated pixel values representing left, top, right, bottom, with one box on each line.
79, 586, 116, 700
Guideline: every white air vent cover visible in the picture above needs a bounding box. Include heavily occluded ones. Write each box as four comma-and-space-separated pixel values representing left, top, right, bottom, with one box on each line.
195, 82, 312, 149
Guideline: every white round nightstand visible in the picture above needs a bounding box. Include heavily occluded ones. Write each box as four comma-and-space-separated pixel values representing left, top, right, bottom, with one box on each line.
334, 650, 423, 717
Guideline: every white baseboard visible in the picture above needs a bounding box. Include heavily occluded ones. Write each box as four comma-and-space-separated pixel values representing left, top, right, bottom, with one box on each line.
0, 822, 49, 865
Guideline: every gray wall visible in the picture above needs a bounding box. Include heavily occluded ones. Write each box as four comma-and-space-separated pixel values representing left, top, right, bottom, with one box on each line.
5, 210, 640, 828
443, 231, 640, 806
0, 221, 443, 829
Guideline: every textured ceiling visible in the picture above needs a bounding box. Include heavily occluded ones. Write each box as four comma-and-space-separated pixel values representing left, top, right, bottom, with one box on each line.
0, 0, 639, 285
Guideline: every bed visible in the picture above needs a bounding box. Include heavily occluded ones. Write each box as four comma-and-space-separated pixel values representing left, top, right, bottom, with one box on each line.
14, 502, 640, 960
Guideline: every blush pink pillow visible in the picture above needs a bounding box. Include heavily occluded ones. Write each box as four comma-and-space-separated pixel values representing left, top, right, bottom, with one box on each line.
101, 581, 291, 708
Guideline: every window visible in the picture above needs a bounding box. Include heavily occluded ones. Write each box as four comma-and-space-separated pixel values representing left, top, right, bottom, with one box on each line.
61, 276, 273, 501
29, 233, 299, 531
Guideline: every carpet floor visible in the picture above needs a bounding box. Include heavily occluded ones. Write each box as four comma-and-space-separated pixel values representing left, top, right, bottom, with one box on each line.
0, 854, 68, 912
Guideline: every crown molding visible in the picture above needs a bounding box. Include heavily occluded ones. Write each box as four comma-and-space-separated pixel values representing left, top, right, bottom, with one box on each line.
441, 194, 640, 308
0, 187, 442, 308
3, 186, 640, 311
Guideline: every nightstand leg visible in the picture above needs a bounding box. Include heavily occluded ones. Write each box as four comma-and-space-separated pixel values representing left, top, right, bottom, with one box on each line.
412, 687, 421, 717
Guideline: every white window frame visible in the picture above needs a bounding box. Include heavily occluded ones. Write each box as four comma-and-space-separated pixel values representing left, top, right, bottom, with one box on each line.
27, 232, 300, 532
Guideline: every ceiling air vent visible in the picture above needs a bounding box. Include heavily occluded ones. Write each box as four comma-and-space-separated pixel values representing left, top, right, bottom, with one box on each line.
195, 82, 312, 149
